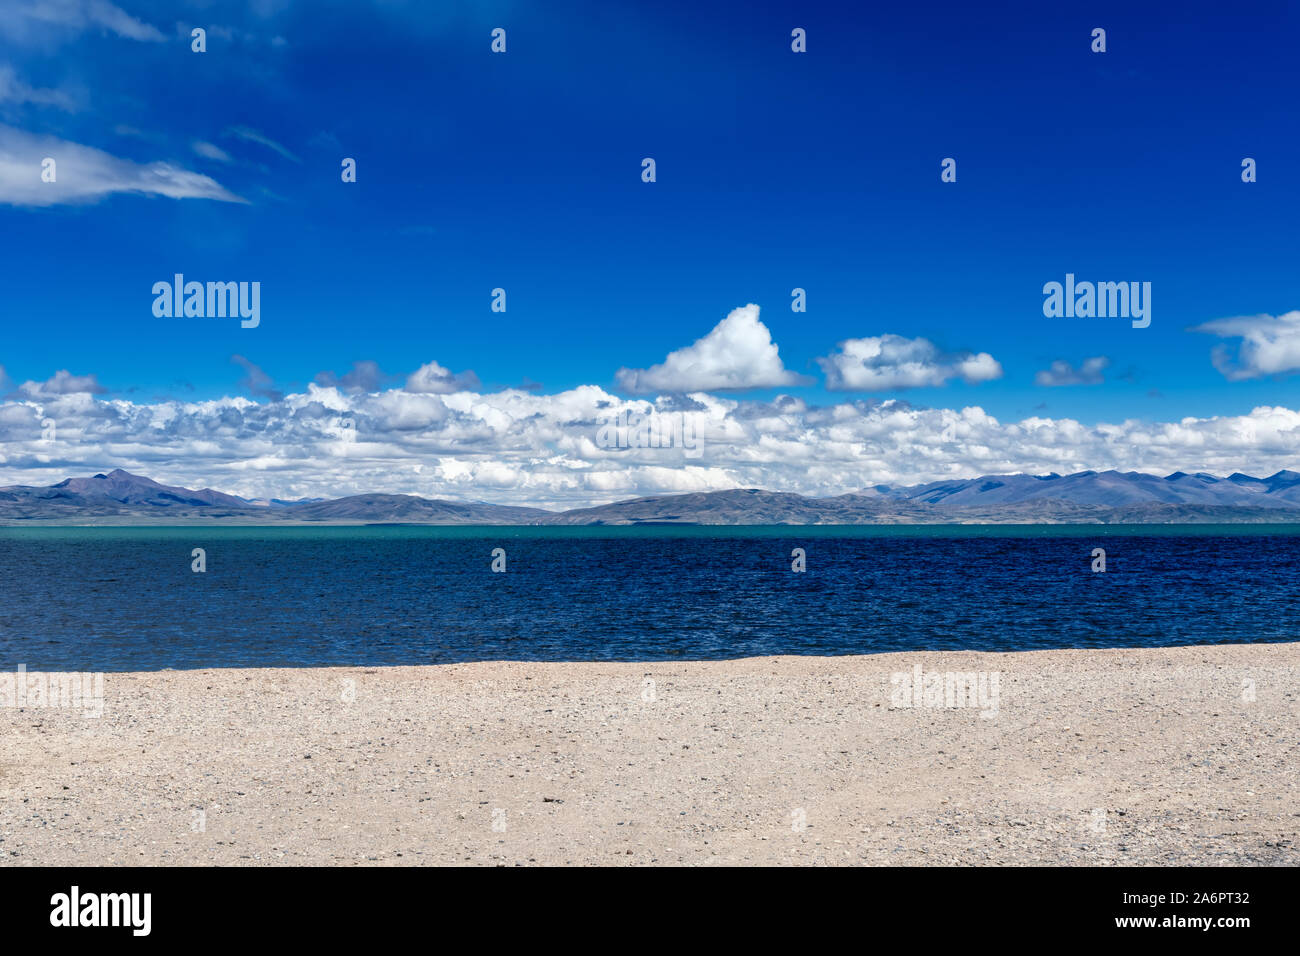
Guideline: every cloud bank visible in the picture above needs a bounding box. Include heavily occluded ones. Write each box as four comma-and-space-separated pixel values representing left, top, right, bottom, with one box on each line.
3, 375, 1299, 510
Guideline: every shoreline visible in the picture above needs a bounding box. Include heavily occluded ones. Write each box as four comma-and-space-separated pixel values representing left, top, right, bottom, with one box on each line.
3, 642, 1296, 865
7, 520, 1300, 529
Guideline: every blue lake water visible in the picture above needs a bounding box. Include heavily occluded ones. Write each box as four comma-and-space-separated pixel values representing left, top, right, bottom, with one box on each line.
1, 525, 1297, 670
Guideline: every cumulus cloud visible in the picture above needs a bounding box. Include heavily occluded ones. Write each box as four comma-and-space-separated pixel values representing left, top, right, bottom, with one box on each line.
1034, 356, 1109, 387
3, 375, 1300, 510
16, 369, 105, 397
616, 304, 805, 392
1192, 311, 1300, 381
224, 125, 300, 163
0, 0, 166, 43
817, 335, 1003, 391
0, 125, 245, 206
405, 360, 480, 394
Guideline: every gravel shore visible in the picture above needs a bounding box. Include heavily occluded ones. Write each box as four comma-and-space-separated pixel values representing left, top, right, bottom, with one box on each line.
2, 643, 1296, 866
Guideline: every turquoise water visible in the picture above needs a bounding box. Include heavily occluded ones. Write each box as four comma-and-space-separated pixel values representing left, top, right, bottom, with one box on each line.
6, 522, 1300, 541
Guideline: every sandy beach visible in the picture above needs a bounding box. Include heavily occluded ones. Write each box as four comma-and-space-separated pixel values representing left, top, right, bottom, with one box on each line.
2, 643, 1296, 866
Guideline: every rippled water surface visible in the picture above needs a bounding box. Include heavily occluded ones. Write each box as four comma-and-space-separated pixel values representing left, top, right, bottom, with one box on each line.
1, 525, 1297, 670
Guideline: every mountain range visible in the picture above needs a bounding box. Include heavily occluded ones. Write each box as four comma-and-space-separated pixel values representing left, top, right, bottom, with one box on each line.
4, 468, 1300, 525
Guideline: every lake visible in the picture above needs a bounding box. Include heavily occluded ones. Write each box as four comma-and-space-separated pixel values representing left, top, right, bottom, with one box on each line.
1, 525, 1296, 670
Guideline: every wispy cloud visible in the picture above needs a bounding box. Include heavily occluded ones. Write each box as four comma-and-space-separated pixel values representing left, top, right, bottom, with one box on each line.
0, 125, 245, 206
0, 0, 166, 43
224, 125, 300, 163
616, 304, 806, 392
191, 140, 232, 163
231, 355, 282, 402
0, 65, 77, 111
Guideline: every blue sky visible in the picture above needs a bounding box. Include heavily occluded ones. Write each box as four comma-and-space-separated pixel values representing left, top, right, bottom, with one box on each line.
2, 0, 1299, 504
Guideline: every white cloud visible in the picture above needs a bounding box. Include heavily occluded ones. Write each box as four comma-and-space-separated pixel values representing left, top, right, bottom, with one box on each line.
616, 304, 804, 392
16, 369, 105, 397
955, 351, 1003, 384
192, 140, 232, 163
405, 360, 480, 394
0, 0, 166, 43
817, 334, 1003, 390
1035, 356, 1109, 387
0, 124, 245, 206
224, 125, 300, 163
1192, 311, 1300, 381
4, 376, 1300, 510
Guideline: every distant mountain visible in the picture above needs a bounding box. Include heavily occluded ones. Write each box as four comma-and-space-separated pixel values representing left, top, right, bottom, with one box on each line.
545, 489, 928, 525
879, 469, 1300, 510
0, 469, 250, 519
285, 493, 549, 524
3, 468, 1300, 525
240, 496, 328, 508
0, 470, 550, 524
